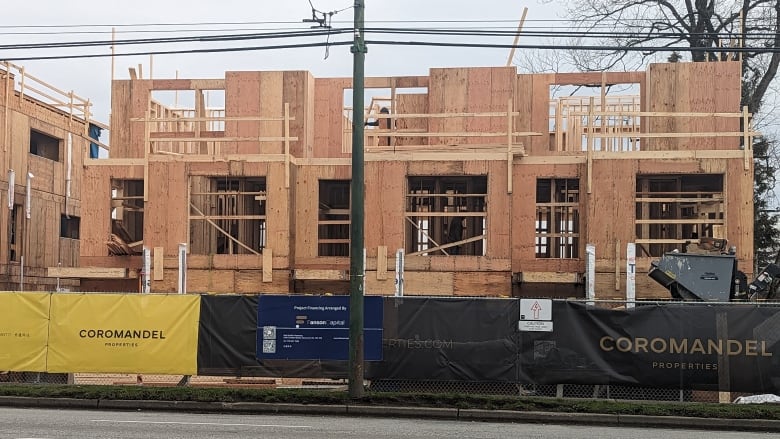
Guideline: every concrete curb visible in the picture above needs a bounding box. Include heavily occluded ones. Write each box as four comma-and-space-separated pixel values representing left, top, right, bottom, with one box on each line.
347, 405, 458, 419
0, 396, 778, 432
0, 396, 99, 410
459, 409, 620, 425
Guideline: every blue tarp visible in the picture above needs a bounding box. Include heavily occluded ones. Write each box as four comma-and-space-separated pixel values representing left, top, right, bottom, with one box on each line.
88, 123, 102, 158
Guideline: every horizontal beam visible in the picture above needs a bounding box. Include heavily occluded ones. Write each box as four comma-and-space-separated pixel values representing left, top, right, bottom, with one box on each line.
635, 219, 724, 224
405, 212, 486, 217
520, 271, 581, 283
149, 136, 298, 142
293, 269, 349, 281
47, 267, 137, 279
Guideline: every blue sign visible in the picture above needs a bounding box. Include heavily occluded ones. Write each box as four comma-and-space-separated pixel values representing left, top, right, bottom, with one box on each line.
256, 295, 383, 361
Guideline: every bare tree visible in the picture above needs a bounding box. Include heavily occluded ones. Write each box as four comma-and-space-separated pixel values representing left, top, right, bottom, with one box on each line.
548, 0, 780, 114
525, 0, 780, 265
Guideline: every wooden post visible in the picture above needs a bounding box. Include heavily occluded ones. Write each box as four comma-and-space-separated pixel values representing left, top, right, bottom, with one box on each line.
507, 98, 513, 194
626, 243, 636, 308
262, 248, 273, 283
586, 244, 595, 305
555, 99, 563, 151
587, 97, 594, 194
19, 65, 25, 105
143, 107, 151, 202
376, 246, 388, 280
600, 73, 607, 151
743, 106, 750, 170
3, 62, 9, 153
68, 91, 74, 124
284, 102, 291, 188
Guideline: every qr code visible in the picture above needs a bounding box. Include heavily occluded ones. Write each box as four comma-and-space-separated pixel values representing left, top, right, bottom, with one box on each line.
262, 340, 276, 354
262, 326, 276, 339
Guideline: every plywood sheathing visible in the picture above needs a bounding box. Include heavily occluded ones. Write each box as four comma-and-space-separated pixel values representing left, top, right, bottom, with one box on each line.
728, 158, 754, 272
394, 93, 428, 147
313, 78, 348, 158
144, 159, 188, 252
585, 159, 636, 265
224, 71, 311, 156
365, 160, 405, 254
109, 79, 153, 159
646, 61, 741, 151
426, 66, 516, 147
266, 162, 291, 258
0, 68, 92, 289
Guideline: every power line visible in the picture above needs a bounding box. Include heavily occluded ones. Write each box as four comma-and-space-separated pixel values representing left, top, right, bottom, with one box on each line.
2, 37, 773, 63
0, 29, 351, 51
1, 26, 771, 54
0, 40, 355, 61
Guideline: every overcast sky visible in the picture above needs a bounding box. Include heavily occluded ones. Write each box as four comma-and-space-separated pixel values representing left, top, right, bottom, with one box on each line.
2, 1, 565, 122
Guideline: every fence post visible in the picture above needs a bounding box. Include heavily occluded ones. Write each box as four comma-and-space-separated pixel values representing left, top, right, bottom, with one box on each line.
626, 243, 636, 309
586, 244, 595, 306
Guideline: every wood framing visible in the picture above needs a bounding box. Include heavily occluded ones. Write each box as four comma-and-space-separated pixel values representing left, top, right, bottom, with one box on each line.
54, 60, 756, 299
0, 62, 98, 291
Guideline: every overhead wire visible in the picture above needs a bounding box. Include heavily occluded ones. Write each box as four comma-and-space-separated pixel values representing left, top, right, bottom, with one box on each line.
0, 22, 775, 61
0, 26, 772, 52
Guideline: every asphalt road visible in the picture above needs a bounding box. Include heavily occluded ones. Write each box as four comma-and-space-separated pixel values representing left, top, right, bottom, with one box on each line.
0, 407, 774, 439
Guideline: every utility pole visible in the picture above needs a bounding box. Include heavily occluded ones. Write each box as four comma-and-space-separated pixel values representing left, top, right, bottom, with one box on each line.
348, 0, 366, 399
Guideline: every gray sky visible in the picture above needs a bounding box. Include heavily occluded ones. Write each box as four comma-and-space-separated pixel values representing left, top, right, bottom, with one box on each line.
2, 0, 563, 123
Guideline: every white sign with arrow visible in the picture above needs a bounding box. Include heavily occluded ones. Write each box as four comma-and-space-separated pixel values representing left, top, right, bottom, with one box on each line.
519, 298, 553, 332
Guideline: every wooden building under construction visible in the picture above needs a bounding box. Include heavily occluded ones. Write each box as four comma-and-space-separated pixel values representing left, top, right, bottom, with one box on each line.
10, 59, 755, 299
0, 63, 106, 291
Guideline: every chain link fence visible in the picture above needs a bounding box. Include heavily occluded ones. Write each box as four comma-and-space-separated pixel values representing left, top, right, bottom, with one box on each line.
1, 372, 740, 404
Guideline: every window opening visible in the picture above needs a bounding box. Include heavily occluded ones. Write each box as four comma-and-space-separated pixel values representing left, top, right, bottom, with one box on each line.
29, 130, 61, 161
318, 180, 351, 256
189, 177, 266, 255
60, 215, 80, 239
109, 180, 144, 255
635, 174, 724, 257
535, 178, 580, 258
406, 176, 487, 256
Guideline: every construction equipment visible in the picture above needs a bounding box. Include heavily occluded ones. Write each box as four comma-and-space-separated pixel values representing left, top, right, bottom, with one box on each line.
648, 237, 780, 301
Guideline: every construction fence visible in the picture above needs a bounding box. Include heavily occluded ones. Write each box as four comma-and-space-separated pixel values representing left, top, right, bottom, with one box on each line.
2, 292, 779, 404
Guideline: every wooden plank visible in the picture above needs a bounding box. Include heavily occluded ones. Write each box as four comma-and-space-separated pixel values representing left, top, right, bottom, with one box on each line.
376, 246, 388, 280
294, 269, 348, 280
366, 271, 454, 295
262, 247, 273, 282
521, 271, 581, 283
48, 266, 135, 279
453, 271, 511, 296
153, 246, 164, 280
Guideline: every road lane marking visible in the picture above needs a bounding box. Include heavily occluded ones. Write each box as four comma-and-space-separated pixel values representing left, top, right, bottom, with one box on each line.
91, 419, 312, 428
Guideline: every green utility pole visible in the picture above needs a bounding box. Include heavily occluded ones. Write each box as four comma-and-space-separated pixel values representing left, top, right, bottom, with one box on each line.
348, 0, 366, 399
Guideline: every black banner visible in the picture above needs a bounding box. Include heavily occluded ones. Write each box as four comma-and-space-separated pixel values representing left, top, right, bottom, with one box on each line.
519, 302, 780, 393
198, 295, 350, 377
370, 297, 519, 381
198, 295, 780, 393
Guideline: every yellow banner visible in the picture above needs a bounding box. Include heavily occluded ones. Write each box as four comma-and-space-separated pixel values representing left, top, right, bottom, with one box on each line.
0, 292, 50, 372
47, 294, 200, 375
